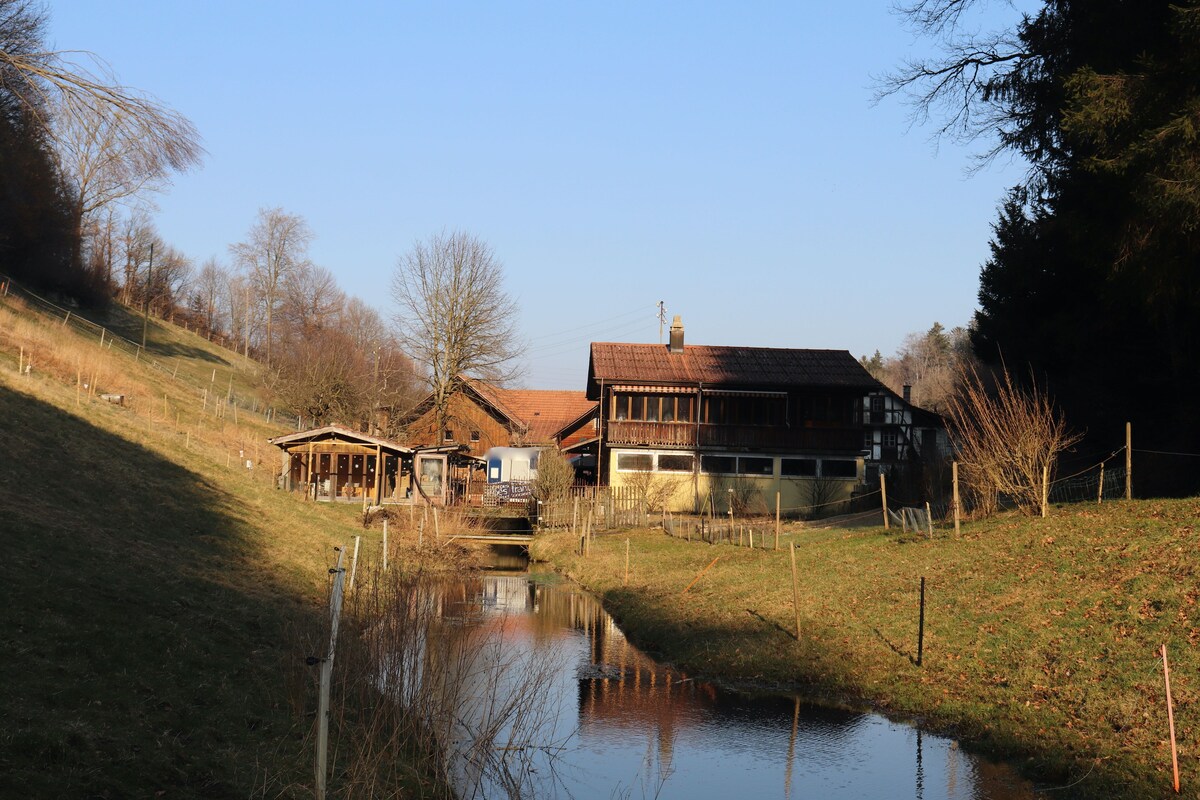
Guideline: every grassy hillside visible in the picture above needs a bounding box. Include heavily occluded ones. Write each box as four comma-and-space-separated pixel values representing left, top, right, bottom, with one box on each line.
0, 292, 423, 797
534, 499, 1200, 798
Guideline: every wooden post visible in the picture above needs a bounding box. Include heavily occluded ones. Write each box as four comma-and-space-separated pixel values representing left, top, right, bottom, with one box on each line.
383, 518, 389, 572
952, 461, 961, 539
624, 538, 630, 586
1163, 644, 1181, 794
18, 347, 23, 375
789, 543, 802, 641
1041, 463, 1049, 518
573, 496, 579, 537
1126, 422, 1133, 500
917, 577, 926, 667
775, 492, 781, 550
315, 548, 346, 800
682, 557, 720, 594
880, 473, 889, 529
433, 507, 440, 543
374, 446, 383, 506
349, 536, 361, 591
1097, 462, 1105, 504
925, 502, 934, 538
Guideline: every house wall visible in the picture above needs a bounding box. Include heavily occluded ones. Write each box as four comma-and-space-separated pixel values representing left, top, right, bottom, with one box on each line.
403, 392, 515, 458
605, 448, 862, 515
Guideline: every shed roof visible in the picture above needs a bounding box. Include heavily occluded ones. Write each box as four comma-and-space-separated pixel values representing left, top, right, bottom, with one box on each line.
267, 425, 413, 453
586, 342, 880, 398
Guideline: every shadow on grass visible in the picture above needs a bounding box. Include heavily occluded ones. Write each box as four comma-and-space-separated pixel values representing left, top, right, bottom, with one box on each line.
0, 386, 310, 798
871, 626, 917, 666
85, 303, 235, 367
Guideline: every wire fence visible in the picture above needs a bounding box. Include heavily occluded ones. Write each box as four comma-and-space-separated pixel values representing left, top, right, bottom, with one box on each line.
0, 274, 300, 430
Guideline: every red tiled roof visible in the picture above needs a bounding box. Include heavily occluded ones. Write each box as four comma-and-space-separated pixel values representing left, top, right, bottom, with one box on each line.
587, 343, 879, 398
489, 387, 596, 445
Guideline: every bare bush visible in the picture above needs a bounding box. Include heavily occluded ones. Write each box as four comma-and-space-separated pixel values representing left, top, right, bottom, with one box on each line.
623, 469, 685, 513
531, 447, 573, 504
709, 476, 768, 517
945, 366, 1081, 516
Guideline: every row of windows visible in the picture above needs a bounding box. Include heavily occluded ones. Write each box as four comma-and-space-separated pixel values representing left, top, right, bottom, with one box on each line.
614, 451, 859, 479
610, 393, 857, 426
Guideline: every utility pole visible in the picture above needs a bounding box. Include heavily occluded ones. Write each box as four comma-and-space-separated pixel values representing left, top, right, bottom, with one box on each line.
657, 300, 667, 344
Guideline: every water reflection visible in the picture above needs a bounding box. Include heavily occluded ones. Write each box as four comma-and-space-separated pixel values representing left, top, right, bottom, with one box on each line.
414, 571, 1036, 800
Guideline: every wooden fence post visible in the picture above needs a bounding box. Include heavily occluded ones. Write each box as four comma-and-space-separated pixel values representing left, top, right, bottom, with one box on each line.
1041, 464, 1049, 518
1163, 644, 1180, 794
775, 492, 781, 550
1126, 422, 1133, 500
925, 501, 933, 538
952, 461, 961, 539
1097, 462, 1105, 504
349, 536, 361, 591
880, 473, 889, 529
624, 538, 630, 585
315, 548, 346, 800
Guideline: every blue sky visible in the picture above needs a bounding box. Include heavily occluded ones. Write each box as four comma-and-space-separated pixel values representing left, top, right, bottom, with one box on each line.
48, 1, 1032, 389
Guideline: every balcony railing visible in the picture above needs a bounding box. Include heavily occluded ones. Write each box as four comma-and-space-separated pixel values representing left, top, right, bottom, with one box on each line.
605, 420, 863, 452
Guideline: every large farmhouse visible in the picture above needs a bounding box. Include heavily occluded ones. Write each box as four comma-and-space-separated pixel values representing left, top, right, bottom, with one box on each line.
585, 316, 882, 514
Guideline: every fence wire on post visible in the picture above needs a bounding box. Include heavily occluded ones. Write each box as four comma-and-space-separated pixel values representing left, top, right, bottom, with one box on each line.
315, 547, 347, 800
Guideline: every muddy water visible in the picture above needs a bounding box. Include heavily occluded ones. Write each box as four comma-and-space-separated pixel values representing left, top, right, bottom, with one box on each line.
423, 566, 1038, 800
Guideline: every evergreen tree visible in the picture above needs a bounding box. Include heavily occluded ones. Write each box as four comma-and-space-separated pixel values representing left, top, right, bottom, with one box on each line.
889, 1, 1200, 492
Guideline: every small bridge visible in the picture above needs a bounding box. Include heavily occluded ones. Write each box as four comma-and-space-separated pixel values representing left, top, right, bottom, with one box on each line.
448, 514, 534, 546
447, 531, 535, 546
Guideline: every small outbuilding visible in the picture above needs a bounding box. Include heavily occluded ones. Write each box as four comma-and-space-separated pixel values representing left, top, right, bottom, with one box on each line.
267, 425, 472, 506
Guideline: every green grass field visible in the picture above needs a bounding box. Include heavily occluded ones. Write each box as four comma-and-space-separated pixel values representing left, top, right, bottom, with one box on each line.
533, 500, 1200, 798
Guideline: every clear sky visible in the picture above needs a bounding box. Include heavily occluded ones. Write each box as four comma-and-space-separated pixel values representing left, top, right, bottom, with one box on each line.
47, 1, 1032, 390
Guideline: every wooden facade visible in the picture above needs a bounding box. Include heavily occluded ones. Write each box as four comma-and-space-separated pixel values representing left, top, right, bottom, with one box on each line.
403, 390, 522, 460
268, 425, 471, 506
587, 318, 880, 514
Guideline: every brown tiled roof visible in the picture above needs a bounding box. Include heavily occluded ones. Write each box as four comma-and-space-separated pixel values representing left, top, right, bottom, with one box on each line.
587, 343, 879, 398
490, 388, 596, 445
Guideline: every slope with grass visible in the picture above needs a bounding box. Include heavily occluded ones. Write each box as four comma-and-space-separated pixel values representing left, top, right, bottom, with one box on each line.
0, 292, 442, 797
533, 501, 1200, 798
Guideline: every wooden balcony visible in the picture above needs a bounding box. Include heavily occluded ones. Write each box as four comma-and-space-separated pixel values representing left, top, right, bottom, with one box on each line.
605, 420, 863, 452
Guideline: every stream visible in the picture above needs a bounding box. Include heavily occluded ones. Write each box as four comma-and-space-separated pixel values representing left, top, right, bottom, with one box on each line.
391, 553, 1039, 800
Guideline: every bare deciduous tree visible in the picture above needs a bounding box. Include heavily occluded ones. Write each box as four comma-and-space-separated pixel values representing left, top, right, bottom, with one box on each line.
280, 262, 344, 335
191, 257, 226, 334
944, 366, 1081, 517
391, 230, 522, 438
230, 208, 313, 368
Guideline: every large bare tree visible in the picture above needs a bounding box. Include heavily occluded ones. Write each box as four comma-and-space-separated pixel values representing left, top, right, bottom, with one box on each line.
391, 230, 522, 439
1, 5, 203, 275
229, 208, 313, 369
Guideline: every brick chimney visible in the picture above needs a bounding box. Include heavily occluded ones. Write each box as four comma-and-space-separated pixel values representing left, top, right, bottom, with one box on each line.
668, 315, 684, 353
902, 384, 912, 403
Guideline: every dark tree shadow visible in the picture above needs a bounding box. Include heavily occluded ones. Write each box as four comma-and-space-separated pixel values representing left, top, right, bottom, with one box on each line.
0, 386, 310, 797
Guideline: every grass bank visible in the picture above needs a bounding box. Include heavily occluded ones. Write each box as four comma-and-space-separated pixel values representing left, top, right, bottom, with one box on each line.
0, 292, 461, 798
532, 501, 1200, 798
